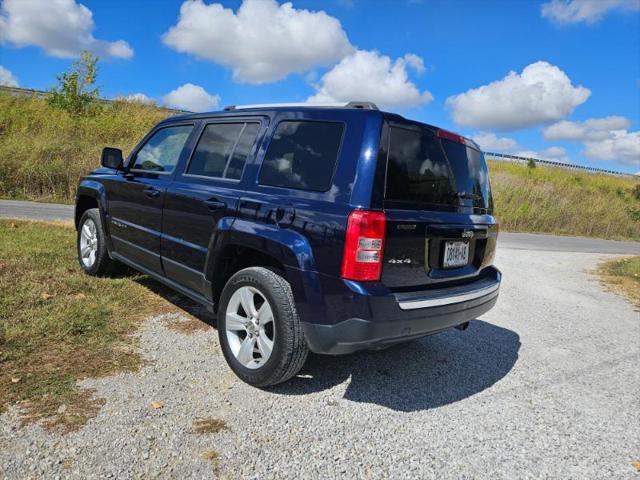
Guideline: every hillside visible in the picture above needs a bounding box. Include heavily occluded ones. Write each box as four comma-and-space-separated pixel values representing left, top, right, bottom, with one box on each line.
0, 94, 638, 240
0, 94, 171, 202
488, 161, 639, 240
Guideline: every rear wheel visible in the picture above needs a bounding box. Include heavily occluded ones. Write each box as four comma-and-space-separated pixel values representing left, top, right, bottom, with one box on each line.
218, 267, 308, 387
77, 208, 116, 276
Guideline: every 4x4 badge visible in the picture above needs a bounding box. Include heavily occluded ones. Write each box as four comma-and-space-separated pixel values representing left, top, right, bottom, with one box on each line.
462, 230, 474, 239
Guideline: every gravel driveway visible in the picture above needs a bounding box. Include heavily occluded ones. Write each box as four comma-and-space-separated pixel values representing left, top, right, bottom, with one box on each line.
1, 247, 639, 479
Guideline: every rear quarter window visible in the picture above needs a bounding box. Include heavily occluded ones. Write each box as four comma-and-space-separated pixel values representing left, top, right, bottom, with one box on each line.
258, 121, 344, 192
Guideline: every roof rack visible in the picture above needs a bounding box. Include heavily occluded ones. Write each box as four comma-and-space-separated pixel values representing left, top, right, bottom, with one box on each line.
223, 101, 379, 111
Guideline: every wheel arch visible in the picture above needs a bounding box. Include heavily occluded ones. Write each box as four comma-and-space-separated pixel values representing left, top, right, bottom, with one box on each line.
75, 180, 113, 254
206, 218, 315, 311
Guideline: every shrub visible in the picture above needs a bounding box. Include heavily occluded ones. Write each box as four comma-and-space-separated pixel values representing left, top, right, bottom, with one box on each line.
47, 51, 100, 116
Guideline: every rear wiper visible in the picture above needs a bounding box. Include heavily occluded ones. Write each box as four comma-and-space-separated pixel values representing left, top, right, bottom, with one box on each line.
453, 192, 482, 200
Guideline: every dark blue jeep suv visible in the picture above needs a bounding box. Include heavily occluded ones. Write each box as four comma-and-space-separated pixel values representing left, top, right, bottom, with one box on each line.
75, 101, 501, 387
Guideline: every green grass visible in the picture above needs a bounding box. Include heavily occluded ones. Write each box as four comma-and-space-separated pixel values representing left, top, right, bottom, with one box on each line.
1, 94, 638, 240
598, 256, 640, 308
0, 220, 175, 431
0, 94, 171, 203
488, 160, 640, 240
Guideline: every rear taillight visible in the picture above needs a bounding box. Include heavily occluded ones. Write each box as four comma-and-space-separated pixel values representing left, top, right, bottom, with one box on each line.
437, 128, 465, 144
341, 210, 386, 281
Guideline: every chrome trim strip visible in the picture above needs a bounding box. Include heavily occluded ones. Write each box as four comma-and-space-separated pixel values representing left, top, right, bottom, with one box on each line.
110, 217, 161, 237
396, 282, 500, 310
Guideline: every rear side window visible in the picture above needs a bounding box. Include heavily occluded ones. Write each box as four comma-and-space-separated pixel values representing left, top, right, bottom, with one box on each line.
259, 121, 344, 192
132, 125, 192, 173
386, 127, 455, 205
187, 122, 260, 180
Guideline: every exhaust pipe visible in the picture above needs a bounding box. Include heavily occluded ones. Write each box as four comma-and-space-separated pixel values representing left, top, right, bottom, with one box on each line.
455, 322, 470, 331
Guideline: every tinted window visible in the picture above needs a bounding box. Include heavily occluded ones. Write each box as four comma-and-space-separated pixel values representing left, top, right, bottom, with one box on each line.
441, 141, 493, 211
226, 123, 260, 180
385, 125, 492, 211
132, 125, 192, 173
187, 122, 259, 180
386, 127, 455, 205
259, 121, 343, 192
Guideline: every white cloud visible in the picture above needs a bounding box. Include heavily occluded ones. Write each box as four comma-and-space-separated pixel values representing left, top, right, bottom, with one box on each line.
471, 132, 520, 151
541, 0, 640, 25
162, 83, 220, 112
542, 116, 639, 166
583, 130, 640, 166
307, 50, 433, 110
163, 0, 353, 84
0, 0, 133, 59
445, 61, 590, 130
115, 93, 155, 105
0, 65, 18, 86
543, 116, 632, 141
514, 146, 570, 163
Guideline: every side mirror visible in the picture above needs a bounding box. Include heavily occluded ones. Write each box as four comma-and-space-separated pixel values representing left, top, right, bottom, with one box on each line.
101, 147, 124, 170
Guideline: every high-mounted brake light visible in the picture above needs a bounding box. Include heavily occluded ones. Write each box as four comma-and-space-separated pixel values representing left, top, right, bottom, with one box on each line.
341, 210, 386, 281
437, 128, 465, 144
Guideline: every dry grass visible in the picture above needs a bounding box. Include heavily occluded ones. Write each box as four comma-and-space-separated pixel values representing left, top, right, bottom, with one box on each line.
0, 220, 178, 431
200, 450, 220, 462
193, 417, 229, 434
488, 161, 640, 240
0, 94, 171, 203
598, 256, 640, 309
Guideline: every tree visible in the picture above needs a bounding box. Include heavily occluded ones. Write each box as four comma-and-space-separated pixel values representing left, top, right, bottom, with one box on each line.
47, 51, 100, 115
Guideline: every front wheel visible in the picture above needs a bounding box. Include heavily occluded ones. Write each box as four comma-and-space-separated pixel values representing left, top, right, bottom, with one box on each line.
217, 267, 309, 387
77, 208, 116, 276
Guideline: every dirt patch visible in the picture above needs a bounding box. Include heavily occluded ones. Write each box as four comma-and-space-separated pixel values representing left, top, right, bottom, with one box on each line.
165, 316, 212, 335
193, 417, 229, 434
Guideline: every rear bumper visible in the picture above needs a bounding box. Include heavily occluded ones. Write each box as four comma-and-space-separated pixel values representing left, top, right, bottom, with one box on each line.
300, 267, 501, 355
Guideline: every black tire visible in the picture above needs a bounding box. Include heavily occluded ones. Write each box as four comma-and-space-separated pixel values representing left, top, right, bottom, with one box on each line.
77, 208, 116, 276
217, 267, 309, 387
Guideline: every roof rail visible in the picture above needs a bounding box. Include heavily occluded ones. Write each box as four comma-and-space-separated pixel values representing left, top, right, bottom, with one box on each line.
223, 101, 379, 111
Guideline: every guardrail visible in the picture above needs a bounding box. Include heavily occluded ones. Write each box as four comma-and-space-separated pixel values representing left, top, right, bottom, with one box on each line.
0, 85, 190, 114
484, 151, 638, 178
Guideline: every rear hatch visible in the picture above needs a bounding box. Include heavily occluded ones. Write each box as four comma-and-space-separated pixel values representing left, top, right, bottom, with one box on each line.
376, 119, 498, 289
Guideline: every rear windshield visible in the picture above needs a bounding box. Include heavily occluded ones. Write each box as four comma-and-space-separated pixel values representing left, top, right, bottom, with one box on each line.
384, 125, 492, 212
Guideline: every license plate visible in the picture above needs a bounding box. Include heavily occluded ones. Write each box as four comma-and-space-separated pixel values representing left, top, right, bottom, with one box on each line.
443, 241, 469, 268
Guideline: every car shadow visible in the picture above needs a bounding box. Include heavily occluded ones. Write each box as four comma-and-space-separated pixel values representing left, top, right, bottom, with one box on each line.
129, 273, 519, 412
271, 320, 520, 412
133, 274, 217, 327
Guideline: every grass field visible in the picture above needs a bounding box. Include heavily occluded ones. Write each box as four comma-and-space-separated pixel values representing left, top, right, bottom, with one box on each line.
0, 220, 179, 431
598, 256, 640, 309
1, 94, 638, 240
0, 94, 170, 203
488, 160, 640, 240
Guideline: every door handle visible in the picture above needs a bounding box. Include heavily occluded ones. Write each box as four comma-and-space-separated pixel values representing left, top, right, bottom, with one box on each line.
143, 187, 161, 198
204, 199, 227, 211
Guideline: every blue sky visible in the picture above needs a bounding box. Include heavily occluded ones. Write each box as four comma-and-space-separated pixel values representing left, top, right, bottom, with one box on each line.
0, 0, 639, 173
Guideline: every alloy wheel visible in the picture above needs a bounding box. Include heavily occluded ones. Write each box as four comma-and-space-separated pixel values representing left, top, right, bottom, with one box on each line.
79, 218, 98, 268
225, 286, 275, 369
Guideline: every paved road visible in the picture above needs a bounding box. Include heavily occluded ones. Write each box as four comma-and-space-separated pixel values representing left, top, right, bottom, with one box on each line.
0, 199, 74, 223
499, 231, 640, 255
1, 199, 639, 255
